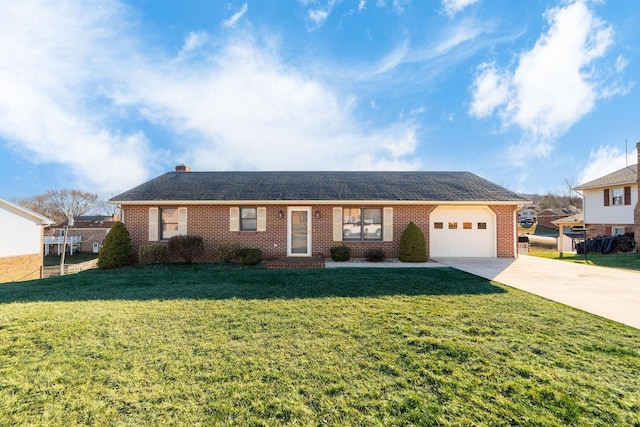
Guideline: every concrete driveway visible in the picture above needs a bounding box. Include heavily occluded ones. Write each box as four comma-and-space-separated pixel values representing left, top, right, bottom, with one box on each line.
434, 255, 640, 330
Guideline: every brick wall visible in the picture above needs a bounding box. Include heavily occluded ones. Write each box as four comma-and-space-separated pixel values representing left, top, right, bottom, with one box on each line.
490, 205, 518, 258
0, 253, 43, 283
122, 203, 519, 261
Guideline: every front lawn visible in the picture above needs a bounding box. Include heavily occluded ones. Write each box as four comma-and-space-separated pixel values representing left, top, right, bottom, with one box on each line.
1, 264, 638, 425
531, 251, 640, 271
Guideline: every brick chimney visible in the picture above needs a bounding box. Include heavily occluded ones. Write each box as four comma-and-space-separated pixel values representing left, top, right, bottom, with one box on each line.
175, 164, 191, 172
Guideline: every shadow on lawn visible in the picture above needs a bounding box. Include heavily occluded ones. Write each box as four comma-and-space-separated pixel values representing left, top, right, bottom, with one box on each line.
0, 263, 506, 303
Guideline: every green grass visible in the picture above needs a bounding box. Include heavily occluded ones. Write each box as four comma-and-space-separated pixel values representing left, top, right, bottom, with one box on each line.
1, 264, 639, 425
531, 251, 640, 271
44, 252, 98, 267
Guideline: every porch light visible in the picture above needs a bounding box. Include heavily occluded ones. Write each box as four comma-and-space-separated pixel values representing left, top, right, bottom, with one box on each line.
315, 209, 321, 219
278, 210, 284, 219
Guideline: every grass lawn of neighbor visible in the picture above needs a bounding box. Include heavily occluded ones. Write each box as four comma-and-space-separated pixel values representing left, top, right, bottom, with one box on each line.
1, 263, 638, 425
531, 251, 640, 271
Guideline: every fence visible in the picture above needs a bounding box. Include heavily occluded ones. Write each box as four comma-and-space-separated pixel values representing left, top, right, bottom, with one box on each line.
42, 259, 99, 278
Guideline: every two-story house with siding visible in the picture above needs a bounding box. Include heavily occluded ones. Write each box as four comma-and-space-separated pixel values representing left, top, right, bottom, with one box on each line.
574, 142, 640, 243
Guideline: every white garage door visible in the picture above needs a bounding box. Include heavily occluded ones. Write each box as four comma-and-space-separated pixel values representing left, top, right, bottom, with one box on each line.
430, 206, 496, 257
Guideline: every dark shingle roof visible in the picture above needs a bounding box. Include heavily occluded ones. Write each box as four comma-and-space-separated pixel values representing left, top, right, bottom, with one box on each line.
110, 171, 527, 203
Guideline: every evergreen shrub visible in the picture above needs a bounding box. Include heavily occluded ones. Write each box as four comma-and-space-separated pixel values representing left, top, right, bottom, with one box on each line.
97, 222, 133, 269
398, 221, 427, 262
238, 248, 262, 265
330, 246, 351, 262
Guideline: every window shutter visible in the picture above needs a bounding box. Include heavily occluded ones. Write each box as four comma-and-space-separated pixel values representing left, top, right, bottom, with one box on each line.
383, 207, 393, 242
149, 208, 159, 241
332, 207, 342, 241
624, 186, 631, 205
603, 189, 610, 206
230, 207, 240, 231
178, 208, 187, 235
605, 226, 611, 235
257, 207, 267, 231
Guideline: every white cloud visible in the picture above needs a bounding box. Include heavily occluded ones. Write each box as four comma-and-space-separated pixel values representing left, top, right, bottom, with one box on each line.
442, 0, 479, 17
469, 0, 620, 154
121, 37, 421, 172
180, 31, 208, 54
221, 3, 248, 29
306, 0, 341, 29
0, 1, 152, 194
0, 1, 423, 197
358, 0, 366, 11
578, 145, 638, 185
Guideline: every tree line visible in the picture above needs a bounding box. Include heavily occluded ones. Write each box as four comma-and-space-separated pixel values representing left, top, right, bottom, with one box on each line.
16, 189, 112, 223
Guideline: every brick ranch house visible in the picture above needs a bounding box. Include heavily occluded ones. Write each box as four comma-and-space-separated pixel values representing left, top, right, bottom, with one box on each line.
109, 167, 529, 261
0, 199, 53, 283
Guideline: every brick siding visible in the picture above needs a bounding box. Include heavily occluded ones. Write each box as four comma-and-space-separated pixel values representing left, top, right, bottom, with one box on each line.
635, 142, 640, 248
0, 253, 43, 283
123, 203, 519, 261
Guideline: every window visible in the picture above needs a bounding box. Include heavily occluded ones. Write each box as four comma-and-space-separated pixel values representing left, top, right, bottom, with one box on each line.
448, 222, 458, 230
240, 208, 257, 231
343, 207, 382, 240
463, 222, 472, 230
477, 222, 487, 230
161, 208, 179, 240
612, 188, 623, 206
613, 227, 625, 236
434, 222, 443, 229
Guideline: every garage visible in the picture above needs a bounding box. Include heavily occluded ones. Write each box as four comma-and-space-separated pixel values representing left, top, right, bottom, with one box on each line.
429, 206, 496, 257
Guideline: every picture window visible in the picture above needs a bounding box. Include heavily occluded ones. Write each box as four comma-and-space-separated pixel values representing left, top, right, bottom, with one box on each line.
343, 208, 382, 241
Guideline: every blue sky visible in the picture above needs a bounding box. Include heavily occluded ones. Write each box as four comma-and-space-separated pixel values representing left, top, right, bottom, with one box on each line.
1, 0, 639, 202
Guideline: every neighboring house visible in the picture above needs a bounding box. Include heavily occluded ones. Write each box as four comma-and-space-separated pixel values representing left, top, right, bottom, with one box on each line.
536, 208, 571, 230
553, 213, 584, 253
0, 199, 53, 283
109, 167, 528, 260
45, 215, 119, 255
574, 142, 640, 241
518, 207, 537, 222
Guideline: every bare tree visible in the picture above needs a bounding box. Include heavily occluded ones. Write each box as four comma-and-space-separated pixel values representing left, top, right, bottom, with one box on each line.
17, 189, 99, 223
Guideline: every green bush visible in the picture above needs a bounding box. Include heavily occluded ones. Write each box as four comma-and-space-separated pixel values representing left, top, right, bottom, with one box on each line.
238, 248, 262, 265
330, 246, 351, 262
168, 235, 205, 264
365, 248, 386, 262
399, 221, 427, 262
217, 242, 241, 263
97, 222, 133, 269
138, 243, 166, 264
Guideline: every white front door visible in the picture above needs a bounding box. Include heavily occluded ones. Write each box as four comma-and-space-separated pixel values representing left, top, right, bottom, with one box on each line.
288, 207, 312, 256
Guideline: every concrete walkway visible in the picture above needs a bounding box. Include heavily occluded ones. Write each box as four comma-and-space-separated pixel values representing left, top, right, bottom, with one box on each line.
434, 255, 640, 330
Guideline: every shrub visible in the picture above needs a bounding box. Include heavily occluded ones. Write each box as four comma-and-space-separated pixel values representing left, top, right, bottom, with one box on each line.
399, 221, 427, 262
365, 248, 386, 262
138, 242, 166, 264
97, 222, 133, 269
330, 246, 351, 262
238, 248, 262, 265
168, 235, 205, 264
217, 242, 242, 263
